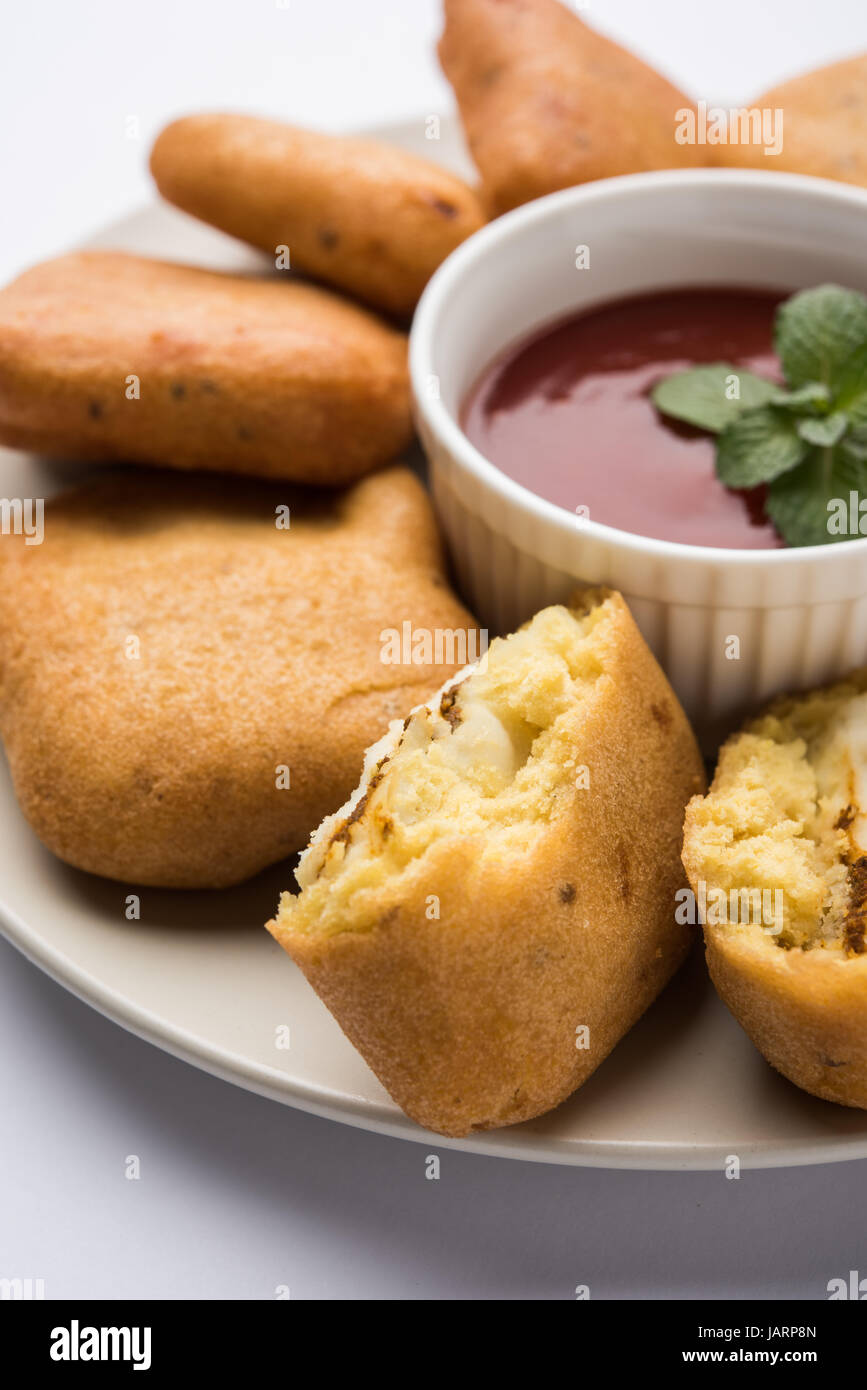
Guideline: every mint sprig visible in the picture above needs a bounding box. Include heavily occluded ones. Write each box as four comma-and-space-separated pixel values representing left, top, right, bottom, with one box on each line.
651, 363, 780, 433
650, 285, 867, 547
774, 285, 867, 390
767, 447, 865, 549
716, 407, 807, 488
835, 343, 867, 427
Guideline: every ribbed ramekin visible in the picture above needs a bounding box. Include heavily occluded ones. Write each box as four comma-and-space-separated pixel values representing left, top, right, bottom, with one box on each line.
410, 170, 867, 747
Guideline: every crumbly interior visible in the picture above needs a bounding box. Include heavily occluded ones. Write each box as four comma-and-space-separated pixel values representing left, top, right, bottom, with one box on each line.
686, 675, 867, 953
280, 593, 614, 937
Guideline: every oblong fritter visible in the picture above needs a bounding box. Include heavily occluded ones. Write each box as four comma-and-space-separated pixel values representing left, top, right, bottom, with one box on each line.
269, 590, 705, 1137
439, 0, 705, 217
0, 251, 413, 485
151, 114, 487, 318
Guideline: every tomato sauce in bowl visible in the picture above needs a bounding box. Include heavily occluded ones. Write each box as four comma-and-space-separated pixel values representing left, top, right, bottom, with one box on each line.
461, 288, 787, 549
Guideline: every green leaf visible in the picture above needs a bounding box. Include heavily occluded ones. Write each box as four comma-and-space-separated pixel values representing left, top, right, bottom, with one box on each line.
650, 285, 867, 546
715, 407, 808, 488
766, 446, 867, 547
651, 363, 780, 433
771, 382, 832, 413
797, 412, 848, 448
775, 284, 867, 390
834, 342, 867, 428
841, 425, 867, 464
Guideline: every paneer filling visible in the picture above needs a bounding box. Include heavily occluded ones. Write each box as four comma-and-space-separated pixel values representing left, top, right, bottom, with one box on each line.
686, 679, 867, 953
283, 594, 615, 936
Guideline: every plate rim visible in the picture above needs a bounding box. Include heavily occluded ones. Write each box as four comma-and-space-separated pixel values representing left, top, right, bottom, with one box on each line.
4, 887, 867, 1170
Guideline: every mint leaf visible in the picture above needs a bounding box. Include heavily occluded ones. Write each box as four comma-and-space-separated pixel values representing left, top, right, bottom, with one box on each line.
767, 446, 867, 547
775, 285, 867, 389
651, 363, 780, 433
715, 407, 808, 488
797, 412, 848, 448
842, 425, 867, 463
650, 285, 867, 546
834, 343, 867, 428
771, 382, 832, 413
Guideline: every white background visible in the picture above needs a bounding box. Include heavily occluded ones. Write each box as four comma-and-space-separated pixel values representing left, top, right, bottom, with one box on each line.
2, 0, 867, 1300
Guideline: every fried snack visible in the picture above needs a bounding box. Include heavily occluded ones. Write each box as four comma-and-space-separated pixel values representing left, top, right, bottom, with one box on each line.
150, 114, 487, 318
269, 590, 705, 1137
0, 468, 478, 889
0, 251, 412, 485
438, 0, 704, 217
717, 55, 867, 187
683, 674, 867, 1109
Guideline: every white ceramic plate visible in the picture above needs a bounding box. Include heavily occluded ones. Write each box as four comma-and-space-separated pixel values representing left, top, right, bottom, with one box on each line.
3, 118, 867, 1170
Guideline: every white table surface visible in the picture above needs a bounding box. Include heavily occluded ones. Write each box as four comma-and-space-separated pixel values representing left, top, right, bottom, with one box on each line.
2, 0, 867, 1301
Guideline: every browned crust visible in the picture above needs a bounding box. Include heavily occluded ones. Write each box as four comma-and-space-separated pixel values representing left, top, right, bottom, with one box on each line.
438, 685, 463, 728
150, 114, 487, 318
438, 0, 705, 217
843, 857, 867, 956
684, 690, 867, 1108
0, 251, 413, 485
268, 591, 706, 1136
703, 926, 867, 1108
0, 467, 477, 888
716, 55, 867, 188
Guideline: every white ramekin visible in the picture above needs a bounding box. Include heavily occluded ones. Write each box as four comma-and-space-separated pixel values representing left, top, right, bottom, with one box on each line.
410, 169, 867, 747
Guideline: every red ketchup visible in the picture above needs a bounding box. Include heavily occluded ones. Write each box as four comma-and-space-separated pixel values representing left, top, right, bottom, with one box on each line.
461, 288, 787, 549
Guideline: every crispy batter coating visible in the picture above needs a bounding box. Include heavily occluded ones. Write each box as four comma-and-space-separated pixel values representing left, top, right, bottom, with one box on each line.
150, 114, 487, 317
439, 0, 705, 216
717, 54, 867, 187
0, 467, 478, 888
0, 251, 413, 484
269, 590, 705, 1137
